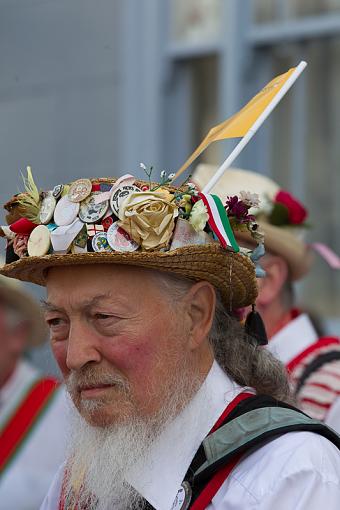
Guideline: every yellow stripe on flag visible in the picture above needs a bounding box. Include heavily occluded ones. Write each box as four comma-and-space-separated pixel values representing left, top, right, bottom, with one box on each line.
175, 66, 297, 179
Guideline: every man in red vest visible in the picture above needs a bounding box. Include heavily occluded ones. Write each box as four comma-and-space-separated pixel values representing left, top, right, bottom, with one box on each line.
1, 170, 340, 509
0, 273, 68, 509
193, 164, 340, 431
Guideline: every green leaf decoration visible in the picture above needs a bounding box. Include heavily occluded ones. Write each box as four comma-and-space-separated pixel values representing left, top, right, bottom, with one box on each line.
16, 166, 41, 223
269, 202, 290, 226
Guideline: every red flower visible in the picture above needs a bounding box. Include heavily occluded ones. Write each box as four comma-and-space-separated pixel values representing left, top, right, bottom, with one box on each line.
225, 196, 255, 223
274, 190, 307, 225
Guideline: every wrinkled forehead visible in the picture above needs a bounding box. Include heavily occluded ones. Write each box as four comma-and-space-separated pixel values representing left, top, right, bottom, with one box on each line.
47, 262, 150, 281
45, 263, 165, 308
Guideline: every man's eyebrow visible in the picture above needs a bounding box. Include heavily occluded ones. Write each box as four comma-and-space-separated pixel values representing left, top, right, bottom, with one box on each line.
40, 299, 63, 313
82, 294, 114, 311
40, 294, 113, 313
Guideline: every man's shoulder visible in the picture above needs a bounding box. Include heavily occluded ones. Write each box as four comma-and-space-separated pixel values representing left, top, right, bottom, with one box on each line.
211, 431, 340, 509
230, 430, 340, 491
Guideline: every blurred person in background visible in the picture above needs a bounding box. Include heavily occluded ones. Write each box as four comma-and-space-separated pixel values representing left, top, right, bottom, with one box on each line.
0, 273, 68, 510
194, 164, 340, 432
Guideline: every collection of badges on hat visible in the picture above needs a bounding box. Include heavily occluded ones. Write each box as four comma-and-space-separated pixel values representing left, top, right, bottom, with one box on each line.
0, 166, 264, 266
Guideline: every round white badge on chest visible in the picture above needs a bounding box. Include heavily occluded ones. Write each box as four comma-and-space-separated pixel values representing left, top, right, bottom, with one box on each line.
170, 482, 192, 510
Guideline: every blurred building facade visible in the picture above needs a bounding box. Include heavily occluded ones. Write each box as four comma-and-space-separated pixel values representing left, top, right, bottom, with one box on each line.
0, 0, 339, 343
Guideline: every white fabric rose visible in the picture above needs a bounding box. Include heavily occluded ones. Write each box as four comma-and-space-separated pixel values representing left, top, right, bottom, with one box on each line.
118, 191, 178, 250
189, 200, 209, 232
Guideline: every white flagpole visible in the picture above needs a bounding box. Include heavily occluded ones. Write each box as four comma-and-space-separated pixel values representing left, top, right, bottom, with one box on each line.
202, 61, 307, 193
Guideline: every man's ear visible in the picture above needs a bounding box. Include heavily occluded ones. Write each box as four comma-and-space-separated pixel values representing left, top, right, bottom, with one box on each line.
257, 255, 289, 307
183, 281, 216, 351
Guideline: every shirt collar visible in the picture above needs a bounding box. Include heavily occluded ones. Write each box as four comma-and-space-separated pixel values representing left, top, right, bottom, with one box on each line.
267, 313, 318, 365
126, 361, 245, 510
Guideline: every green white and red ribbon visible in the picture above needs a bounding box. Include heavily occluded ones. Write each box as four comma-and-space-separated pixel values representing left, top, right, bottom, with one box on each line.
198, 192, 239, 252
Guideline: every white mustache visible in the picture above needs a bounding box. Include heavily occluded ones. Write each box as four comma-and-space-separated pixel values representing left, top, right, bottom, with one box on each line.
66, 368, 129, 395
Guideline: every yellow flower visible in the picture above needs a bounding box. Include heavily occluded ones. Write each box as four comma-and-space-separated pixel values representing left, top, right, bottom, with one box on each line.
118, 191, 179, 250
189, 199, 209, 232
156, 188, 174, 202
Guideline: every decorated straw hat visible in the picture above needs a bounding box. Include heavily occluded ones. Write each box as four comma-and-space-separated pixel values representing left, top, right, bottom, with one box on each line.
193, 164, 313, 281
0, 270, 47, 345
0, 166, 264, 309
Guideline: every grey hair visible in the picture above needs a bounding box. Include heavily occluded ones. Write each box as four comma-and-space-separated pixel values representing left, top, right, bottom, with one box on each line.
152, 271, 293, 404
210, 296, 293, 403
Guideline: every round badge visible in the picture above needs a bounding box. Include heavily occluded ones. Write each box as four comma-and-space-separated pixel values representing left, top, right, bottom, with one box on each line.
54, 195, 80, 226
68, 178, 92, 203
92, 232, 113, 253
110, 185, 141, 216
107, 222, 139, 252
27, 225, 51, 256
79, 193, 109, 224
52, 184, 64, 199
39, 193, 56, 224
101, 215, 115, 231
170, 482, 192, 510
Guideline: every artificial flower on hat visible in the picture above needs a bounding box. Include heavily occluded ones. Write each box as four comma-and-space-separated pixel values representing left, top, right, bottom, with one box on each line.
269, 190, 308, 226
189, 200, 209, 233
118, 190, 178, 251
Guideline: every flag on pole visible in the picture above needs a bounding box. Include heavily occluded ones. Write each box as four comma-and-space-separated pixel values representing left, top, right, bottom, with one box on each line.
175, 66, 298, 180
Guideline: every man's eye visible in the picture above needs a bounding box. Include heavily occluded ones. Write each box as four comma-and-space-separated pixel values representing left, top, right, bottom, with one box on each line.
95, 313, 113, 321
46, 317, 64, 327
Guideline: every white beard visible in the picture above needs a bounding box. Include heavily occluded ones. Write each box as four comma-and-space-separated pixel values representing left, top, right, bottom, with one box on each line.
64, 366, 202, 510
64, 409, 150, 510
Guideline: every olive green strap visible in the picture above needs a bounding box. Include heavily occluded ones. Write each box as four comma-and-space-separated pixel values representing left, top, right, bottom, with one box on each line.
195, 407, 337, 477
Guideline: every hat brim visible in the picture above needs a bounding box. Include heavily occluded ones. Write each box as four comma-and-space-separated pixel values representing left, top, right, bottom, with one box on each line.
0, 283, 47, 346
0, 244, 258, 309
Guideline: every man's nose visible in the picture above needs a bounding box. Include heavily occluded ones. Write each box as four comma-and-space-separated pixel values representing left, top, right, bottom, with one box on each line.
66, 320, 101, 371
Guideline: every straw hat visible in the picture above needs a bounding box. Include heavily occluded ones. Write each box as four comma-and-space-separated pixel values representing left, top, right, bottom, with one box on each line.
193, 164, 313, 281
0, 173, 259, 309
0, 272, 47, 345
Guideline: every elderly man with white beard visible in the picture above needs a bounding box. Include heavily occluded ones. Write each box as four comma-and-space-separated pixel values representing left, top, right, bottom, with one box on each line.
1, 169, 340, 510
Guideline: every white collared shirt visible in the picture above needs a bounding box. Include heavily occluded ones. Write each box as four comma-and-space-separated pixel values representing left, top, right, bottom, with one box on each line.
267, 313, 318, 366
267, 313, 340, 431
40, 360, 340, 510
0, 360, 68, 510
